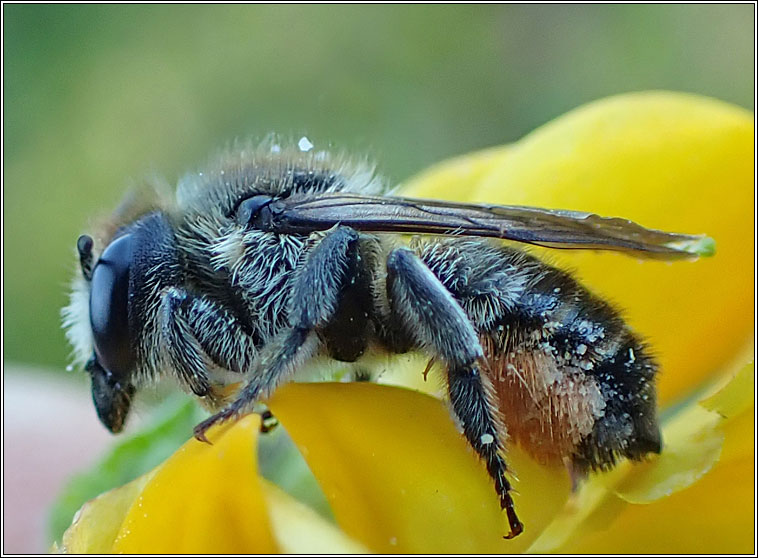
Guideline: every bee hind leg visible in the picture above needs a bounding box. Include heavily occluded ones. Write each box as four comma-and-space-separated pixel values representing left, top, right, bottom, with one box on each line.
447, 365, 523, 538
386, 248, 524, 539
194, 226, 363, 442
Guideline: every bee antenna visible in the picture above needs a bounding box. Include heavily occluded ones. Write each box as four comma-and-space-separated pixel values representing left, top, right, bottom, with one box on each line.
77, 234, 94, 281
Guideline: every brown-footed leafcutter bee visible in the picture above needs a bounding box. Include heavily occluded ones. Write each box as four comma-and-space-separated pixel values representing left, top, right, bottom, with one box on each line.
63, 139, 713, 538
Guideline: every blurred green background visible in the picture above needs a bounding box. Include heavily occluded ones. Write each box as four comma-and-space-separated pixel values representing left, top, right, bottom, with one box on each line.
3, 4, 754, 370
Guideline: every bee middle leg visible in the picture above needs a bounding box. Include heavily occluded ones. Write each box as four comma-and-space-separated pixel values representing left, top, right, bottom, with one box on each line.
385, 247, 524, 539
193, 226, 362, 441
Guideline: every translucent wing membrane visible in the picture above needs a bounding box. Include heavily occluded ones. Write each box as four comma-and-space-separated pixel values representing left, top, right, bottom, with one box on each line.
265, 193, 714, 260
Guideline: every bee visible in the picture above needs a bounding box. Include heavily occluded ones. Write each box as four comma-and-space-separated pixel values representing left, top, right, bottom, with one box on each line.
62, 139, 713, 538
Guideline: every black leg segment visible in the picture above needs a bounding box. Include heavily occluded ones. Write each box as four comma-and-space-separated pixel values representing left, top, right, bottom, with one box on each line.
193, 226, 363, 441
447, 365, 523, 538
160, 287, 260, 397
386, 248, 481, 364
385, 247, 523, 538
160, 288, 212, 397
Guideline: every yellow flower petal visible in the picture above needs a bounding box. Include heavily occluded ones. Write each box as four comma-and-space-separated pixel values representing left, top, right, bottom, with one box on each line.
701, 358, 755, 419
534, 361, 754, 554
398, 145, 511, 198
606, 362, 754, 506
56, 413, 371, 554
557, 454, 754, 554
57, 470, 155, 553
112, 414, 278, 554
403, 91, 754, 404
269, 382, 570, 553
527, 479, 614, 553
608, 404, 723, 504
262, 479, 370, 553
700, 360, 755, 465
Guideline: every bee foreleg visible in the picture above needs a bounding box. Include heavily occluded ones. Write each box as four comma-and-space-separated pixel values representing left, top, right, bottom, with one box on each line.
160, 286, 262, 406
160, 288, 213, 397
193, 226, 361, 442
167, 289, 258, 373
386, 247, 524, 538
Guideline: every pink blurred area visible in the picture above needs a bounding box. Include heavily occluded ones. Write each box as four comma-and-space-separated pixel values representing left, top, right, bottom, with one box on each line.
2, 363, 114, 553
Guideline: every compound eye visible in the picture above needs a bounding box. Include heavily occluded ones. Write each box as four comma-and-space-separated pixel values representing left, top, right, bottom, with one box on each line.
89, 233, 135, 380
235, 194, 274, 227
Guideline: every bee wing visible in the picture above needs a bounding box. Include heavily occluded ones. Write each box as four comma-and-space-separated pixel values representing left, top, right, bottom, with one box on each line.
269, 193, 714, 260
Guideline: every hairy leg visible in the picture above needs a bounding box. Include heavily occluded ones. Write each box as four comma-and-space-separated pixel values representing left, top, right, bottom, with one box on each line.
193, 226, 362, 441
386, 247, 523, 538
159, 287, 258, 397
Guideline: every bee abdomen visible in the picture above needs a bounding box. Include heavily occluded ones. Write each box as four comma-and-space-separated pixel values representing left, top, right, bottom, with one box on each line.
494, 259, 661, 469
416, 238, 661, 469
513, 263, 661, 471
570, 333, 661, 473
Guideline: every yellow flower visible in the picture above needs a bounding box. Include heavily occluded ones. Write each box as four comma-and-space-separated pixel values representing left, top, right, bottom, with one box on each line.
55, 92, 754, 554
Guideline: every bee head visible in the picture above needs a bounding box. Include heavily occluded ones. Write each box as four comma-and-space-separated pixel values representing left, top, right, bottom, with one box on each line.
78, 232, 137, 433
64, 211, 180, 433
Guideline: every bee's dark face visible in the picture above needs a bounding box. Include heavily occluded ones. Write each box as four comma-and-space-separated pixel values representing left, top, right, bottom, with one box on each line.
86, 232, 137, 432
68, 211, 184, 433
